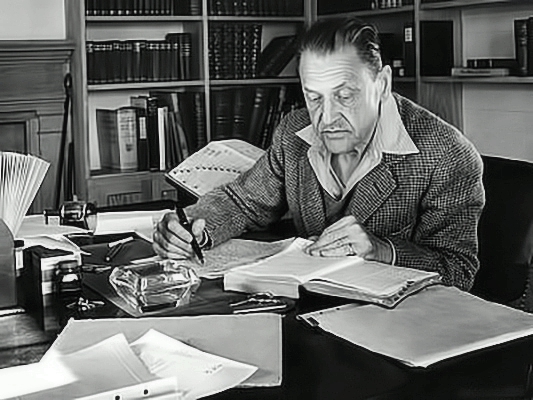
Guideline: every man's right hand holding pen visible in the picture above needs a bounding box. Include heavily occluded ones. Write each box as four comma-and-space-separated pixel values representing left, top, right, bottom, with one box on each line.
153, 209, 207, 264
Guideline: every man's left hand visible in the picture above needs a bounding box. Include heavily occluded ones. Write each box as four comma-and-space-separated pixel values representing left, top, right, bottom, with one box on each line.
305, 216, 394, 264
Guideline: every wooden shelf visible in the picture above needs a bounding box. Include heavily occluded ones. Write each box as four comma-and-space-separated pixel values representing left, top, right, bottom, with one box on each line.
422, 76, 533, 84
420, 0, 524, 10
208, 16, 305, 22
210, 77, 300, 86
88, 80, 205, 92
318, 5, 414, 19
86, 15, 203, 23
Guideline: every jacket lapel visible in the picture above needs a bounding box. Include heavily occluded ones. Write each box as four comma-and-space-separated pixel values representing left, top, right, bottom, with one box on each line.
298, 157, 326, 236
347, 154, 399, 224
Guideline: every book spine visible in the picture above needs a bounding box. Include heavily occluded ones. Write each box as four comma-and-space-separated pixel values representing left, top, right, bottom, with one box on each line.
157, 106, 168, 171
117, 108, 139, 171
130, 96, 150, 171
526, 17, 533, 76
403, 23, 415, 77
146, 97, 160, 171
193, 92, 207, 151
514, 18, 529, 77
211, 88, 234, 140
247, 86, 271, 146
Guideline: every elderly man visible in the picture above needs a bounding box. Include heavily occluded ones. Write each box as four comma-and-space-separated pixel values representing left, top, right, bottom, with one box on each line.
153, 17, 485, 290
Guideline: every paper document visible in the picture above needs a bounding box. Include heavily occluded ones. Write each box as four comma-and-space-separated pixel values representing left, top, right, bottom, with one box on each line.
94, 210, 171, 240
0, 359, 75, 399
166, 139, 265, 198
131, 329, 257, 400
27, 334, 177, 399
48, 314, 282, 387
298, 285, 533, 367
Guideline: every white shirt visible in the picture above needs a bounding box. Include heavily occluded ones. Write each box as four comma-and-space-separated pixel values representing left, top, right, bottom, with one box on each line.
296, 95, 420, 200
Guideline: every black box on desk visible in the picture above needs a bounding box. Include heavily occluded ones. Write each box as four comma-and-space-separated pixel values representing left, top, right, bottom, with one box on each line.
420, 20, 454, 76
19, 246, 81, 332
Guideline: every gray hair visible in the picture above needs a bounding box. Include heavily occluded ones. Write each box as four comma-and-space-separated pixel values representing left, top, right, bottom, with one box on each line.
298, 17, 383, 77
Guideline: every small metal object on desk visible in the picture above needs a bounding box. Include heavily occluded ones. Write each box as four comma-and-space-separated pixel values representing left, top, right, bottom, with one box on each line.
229, 293, 290, 314
66, 297, 105, 312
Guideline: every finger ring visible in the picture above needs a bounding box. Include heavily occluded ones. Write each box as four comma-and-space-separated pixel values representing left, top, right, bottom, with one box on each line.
347, 243, 357, 256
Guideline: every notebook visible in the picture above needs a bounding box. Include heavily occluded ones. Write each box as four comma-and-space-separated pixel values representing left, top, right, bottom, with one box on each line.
224, 238, 441, 307
166, 139, 265, 198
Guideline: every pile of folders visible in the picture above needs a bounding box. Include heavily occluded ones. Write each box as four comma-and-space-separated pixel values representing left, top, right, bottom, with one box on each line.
86, 33, 192, 85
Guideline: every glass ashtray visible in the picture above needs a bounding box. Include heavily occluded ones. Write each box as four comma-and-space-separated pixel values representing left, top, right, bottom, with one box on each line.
109, 260, 201, 313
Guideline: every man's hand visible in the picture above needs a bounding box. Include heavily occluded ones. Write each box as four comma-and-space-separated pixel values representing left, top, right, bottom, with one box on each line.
305, 215, 393, 264
153, 212, 206, 260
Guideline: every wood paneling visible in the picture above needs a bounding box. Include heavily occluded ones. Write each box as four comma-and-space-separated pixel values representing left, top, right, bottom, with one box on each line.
0, 41, 73, 213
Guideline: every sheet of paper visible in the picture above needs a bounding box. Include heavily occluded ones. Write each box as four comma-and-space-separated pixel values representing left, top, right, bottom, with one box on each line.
48, 314, 282, 387
131, 329, 258, 400
166, 140, 264, 197
17, 214, 88, 239
21, 234, 86, 255
36, 333, 176, 399
194, 237, 294, 279
94, 209, 171, 240
227, 237, 354, 282
0, 359, 75, 399
298, 285, 533, 368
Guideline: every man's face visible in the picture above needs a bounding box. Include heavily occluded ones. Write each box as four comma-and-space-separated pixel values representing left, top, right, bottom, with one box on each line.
299, 46, 388, 155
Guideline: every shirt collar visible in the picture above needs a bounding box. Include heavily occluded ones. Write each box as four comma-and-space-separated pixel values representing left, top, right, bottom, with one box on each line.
296, 94, 419, 156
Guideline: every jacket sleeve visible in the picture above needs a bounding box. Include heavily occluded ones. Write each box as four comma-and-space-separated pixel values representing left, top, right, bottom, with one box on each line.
388, 138, 485, 291
185, 115, 292, 246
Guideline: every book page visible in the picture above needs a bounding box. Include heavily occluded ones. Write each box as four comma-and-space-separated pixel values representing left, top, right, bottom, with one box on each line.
228, 238, 355, 284
166, 139, 265, 197
314, 262, 439, 297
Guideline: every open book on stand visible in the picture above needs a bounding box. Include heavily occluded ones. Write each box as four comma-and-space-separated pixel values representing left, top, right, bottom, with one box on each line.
224, 238, 442, 308
166, 139, 265, 199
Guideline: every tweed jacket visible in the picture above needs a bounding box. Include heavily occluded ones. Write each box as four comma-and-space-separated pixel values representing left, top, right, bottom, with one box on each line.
188, 93, 485, 290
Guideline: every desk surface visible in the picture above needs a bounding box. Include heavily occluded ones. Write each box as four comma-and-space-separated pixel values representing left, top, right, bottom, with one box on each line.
4, 230, 533, 399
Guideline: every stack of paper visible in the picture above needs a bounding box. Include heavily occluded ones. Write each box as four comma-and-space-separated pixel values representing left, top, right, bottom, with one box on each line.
1, 325, 260, 399
0, 152, 49, 236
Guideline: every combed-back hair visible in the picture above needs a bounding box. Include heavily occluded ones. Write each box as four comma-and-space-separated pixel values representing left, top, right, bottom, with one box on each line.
298, 17, 383, 77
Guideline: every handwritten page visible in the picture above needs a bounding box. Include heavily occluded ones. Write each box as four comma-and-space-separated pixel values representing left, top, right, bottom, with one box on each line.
131, 329, 258, 400
195, 237, 294, 279
298, 285, 533, 368
166, 139, 265, 197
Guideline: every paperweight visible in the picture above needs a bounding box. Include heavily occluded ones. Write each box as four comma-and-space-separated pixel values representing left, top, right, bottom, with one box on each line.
109, 259, 201, 313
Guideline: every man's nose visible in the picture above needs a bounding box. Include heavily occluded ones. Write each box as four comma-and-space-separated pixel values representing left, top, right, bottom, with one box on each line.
321, 98, 338, 125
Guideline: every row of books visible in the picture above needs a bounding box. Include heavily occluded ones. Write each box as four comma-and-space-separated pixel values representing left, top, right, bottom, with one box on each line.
318, 0, 413, 14
514, 17, 533, 77
209, 23, 262, 80
86, 33, 192, 85
211, 84, 305, 149
209, 25, 299, 80
96, 91, 206, 173
208, 0, 303, 16
85, 0, 201, 16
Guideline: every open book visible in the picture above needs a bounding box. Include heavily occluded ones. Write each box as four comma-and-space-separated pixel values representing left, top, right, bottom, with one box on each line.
224, 238, 442, 308
166, 139, 265, 199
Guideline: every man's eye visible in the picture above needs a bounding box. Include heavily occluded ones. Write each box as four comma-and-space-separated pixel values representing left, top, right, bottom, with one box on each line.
308, 95, 321, 103
336, 91, 354, 101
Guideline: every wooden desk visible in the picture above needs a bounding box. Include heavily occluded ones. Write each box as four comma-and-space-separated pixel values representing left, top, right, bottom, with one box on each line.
4, 230, 533, 399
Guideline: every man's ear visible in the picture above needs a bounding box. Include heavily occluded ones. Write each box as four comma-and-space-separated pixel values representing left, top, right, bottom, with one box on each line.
379, 65, 392, 100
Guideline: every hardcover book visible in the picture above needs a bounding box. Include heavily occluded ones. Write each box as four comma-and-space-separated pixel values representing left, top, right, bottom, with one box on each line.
96, 107, 138, 172
224, 238, 442, 307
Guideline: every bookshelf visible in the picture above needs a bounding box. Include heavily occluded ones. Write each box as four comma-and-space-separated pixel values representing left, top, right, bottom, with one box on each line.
67, 0, 309, 207
314, 0, 533, 163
